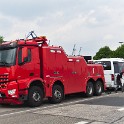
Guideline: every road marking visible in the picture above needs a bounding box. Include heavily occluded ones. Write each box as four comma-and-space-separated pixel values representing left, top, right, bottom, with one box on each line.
75, 121, 88, 124
117, 107, 124, 111
0, 92, 119, 117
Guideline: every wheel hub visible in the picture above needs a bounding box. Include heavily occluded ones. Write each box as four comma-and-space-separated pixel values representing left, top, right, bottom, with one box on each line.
54, 90, 62, 99
32, 92, 41, 102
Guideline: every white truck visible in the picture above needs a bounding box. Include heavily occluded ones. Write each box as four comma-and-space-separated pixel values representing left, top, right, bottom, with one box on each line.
91, 58, 124, 89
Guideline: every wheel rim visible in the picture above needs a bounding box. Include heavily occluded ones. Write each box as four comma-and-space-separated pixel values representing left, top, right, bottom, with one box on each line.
32, 92, 41, 102
54, 89, 62, 99
87, 85, 92, 94
97, 84, 102, 93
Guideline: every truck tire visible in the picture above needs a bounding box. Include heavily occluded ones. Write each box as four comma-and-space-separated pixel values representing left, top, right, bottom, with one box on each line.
94, 81, 103, 96
28, 86, 43, 107
48, 85, 64, 104
86, 81, 94, 97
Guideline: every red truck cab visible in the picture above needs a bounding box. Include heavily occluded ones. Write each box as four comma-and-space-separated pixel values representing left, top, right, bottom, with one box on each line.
0, 35, 106, 107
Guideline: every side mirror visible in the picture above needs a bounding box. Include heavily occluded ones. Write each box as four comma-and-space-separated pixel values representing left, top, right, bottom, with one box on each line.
23, 57, 28, 63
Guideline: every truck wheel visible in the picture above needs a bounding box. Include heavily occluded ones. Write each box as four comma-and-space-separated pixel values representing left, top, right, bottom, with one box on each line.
94, 81, 103, 96
86, 82, 94, 97
28, 86, 43, 107
48, 85, 63, 104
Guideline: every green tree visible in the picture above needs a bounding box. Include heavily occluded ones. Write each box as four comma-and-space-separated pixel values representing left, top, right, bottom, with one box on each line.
0, 36, 4, 44
114, 45, 124, 58
93, 46, 112, 60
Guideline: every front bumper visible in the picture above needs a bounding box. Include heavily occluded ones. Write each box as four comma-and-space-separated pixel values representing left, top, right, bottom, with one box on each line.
0, 98, 22, 105
0, 81, 26, 105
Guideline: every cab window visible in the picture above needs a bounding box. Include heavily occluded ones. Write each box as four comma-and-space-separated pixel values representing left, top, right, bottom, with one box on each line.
18, 48, 31, 65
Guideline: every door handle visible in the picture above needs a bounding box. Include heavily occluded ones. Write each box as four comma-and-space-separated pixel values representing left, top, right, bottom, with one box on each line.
72, 72, 77, 74
29, 73, 34, 76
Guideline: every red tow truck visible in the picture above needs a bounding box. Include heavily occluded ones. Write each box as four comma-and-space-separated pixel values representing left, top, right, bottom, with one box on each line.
0, 32, 106, 107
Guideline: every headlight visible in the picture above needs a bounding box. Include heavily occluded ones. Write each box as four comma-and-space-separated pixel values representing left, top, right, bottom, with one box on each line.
8, 89, 16, 95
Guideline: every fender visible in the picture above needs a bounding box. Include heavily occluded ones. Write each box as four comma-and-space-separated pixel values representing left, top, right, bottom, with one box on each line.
27, 78, 44, 88
17, 77, 44, 90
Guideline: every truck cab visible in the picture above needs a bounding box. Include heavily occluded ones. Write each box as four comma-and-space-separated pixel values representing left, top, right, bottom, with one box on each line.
0, 37, 47, 105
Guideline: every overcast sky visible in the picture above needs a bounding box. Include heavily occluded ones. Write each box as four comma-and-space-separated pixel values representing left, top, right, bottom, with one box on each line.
0, 0, 124, 56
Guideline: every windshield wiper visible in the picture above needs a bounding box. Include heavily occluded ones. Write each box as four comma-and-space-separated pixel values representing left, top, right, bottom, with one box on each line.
0, 61, 10, 66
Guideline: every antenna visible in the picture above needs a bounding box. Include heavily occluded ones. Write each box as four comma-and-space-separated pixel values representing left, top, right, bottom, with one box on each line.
72, 44, 76, 56
78, 47, 82, 55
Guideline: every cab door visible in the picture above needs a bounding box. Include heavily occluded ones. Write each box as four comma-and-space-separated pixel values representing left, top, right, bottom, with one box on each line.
16, 46, 38, 90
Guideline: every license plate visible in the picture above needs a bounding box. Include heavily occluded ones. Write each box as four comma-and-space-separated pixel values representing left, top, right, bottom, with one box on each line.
0, 94, 2, 97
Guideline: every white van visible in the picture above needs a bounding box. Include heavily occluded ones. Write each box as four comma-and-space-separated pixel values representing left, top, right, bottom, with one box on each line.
93, 58, 124, 89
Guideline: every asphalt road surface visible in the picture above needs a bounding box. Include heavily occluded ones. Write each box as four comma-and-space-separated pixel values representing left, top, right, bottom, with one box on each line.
0, 91, 124, 124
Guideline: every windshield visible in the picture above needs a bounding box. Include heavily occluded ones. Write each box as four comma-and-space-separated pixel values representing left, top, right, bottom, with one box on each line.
0, 48, 16, 66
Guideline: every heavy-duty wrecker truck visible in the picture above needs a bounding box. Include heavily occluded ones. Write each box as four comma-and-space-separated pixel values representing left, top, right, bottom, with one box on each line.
0, 32, 106, 107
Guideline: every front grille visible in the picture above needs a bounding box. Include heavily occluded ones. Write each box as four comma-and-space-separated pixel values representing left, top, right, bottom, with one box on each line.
0, 74, 9, 82
0, 74, 9, 89
0, 82, 8, 89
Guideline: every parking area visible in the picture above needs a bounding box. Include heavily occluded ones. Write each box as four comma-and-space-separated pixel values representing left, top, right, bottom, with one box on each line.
0, 92, 124, 124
